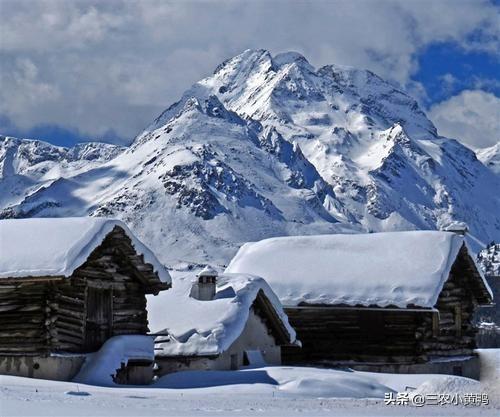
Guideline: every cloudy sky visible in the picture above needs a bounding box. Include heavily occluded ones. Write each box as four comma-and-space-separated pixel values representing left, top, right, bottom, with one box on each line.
0, 0, 498, 149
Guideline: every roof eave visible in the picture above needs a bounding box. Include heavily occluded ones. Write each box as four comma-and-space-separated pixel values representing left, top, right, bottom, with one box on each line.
0, 275, 66, 284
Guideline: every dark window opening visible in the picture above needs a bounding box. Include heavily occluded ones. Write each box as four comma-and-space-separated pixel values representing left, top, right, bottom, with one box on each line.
230, 354, 238, 370
359, 310, 385, 342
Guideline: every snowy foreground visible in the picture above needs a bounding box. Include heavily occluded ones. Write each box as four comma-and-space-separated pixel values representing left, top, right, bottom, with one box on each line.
1, 350, 499, 417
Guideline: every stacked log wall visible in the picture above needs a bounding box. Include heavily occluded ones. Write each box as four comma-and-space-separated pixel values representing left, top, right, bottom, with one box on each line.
92, 228, 150, 336
283, 248, 482, 365
283, 307, 427, 365
0, 227, 153, 355
0, 282, 50, 354
55, 229, 150, 352
418, 268, 478, 358
49, 279, 86, 352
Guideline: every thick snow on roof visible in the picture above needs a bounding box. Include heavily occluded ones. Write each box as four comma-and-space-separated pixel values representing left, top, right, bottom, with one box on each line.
198, 265, 218, 277
0, 217, 171, 283
226, 231, 474, 308
152, 273, 296, 357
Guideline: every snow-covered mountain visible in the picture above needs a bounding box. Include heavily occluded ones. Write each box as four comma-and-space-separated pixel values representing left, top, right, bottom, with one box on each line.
190, 50, 500, 243
0, 136, 124, 209
477, 242, 500, 277
0, 99, 353, 265
1, 49, 499, 265
477, 143, 500, 175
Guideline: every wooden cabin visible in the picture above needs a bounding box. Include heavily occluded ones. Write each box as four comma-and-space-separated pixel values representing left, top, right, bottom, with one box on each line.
474, 242, 500, 348
226, 230, 493, 379
152, 268, 297, 376
0, 217, 171, 381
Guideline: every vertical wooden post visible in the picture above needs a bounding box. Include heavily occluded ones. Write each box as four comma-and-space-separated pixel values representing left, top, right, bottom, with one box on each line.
432, 312, 440, 337
454, 306, 462, 337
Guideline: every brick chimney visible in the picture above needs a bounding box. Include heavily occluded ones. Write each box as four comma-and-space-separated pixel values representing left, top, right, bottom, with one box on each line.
191, 266, 218, 301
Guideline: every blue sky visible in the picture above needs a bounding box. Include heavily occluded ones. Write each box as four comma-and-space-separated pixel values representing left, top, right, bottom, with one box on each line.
415, 43, 499, 104
0, 0, 498, 149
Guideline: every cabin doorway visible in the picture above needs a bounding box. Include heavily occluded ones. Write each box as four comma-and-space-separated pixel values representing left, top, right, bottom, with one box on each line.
84, 287, 113, 351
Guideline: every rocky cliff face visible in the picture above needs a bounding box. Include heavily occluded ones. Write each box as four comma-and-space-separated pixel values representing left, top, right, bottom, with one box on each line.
478, 242, 500, 277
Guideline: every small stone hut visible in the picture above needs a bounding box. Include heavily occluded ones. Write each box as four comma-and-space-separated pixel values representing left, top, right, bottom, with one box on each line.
153, 268, 297, 375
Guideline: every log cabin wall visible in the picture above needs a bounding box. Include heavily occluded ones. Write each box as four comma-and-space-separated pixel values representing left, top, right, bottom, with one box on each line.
282, 307, 429, 365
283, 247, 484, 366
418, 252, 479, 358
0, 227, 157, 355
52, 228, 150, 352
0, 281, 52, 355
47, 279, 86, 353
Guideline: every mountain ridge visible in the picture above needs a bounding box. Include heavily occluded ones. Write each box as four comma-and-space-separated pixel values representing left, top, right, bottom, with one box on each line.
1, 49, 499, 265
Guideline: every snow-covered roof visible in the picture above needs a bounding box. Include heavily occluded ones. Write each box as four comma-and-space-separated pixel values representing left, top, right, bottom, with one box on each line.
442, 221, 468, 234
0, 217, 171, 284
225, 231, 491, 308
153, 273, 297, 357
198, 265, 218, 277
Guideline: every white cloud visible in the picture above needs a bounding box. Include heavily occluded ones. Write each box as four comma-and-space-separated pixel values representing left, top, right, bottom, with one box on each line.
428, 90, 500, 149
0, 0, 498, 143
439, 73, 459, 94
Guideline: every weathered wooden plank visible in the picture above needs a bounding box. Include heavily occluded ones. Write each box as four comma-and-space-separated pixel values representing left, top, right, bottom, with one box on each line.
56, 307, 85, 320
55, 294, 85, 305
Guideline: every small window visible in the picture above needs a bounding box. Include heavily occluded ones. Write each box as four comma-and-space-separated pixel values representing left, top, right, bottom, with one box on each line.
230, 354, 238, 370
359, 310, 385, 342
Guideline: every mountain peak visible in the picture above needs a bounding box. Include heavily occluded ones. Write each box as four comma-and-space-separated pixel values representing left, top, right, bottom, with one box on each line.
221, 49, 314, 73
2, 50, 499, 265
213, 48, 273, 78
271, 51, 314, 71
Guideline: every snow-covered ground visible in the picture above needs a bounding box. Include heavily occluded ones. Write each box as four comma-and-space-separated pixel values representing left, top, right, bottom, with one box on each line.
1, 350, 499, 416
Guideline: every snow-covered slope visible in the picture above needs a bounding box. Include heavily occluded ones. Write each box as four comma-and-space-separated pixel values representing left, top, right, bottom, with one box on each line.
1, 49, 499, 264
0, 96, 351, 265
186, 50, 499, 248
0, 136, 123, 208
477, 143, 500, 175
